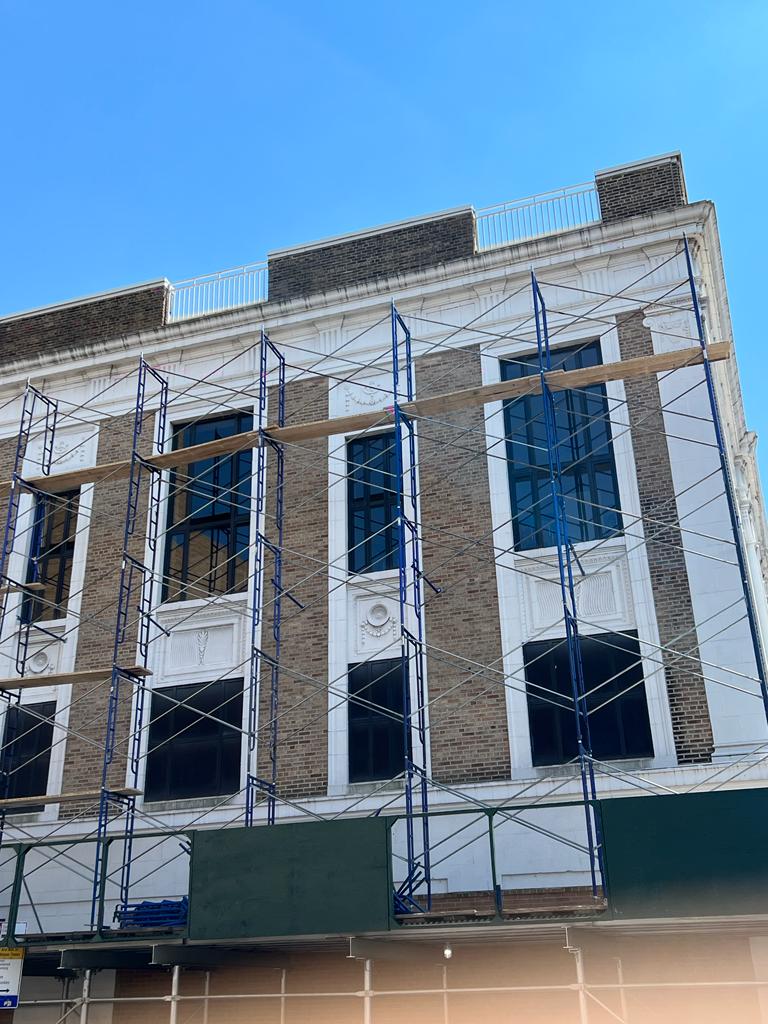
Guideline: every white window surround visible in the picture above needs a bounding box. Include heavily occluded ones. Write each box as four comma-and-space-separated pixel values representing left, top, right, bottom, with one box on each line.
327, 376, 432, 796
646, 307, 768, 758
481, 324, 678, 779
0, 423, 98, 823
132, 399, 261, 815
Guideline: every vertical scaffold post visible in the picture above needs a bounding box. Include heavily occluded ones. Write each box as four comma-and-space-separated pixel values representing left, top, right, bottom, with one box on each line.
391, 302, 431, 913
246, 331, 286, 827
0, 384, 58, 848
683, 237, 768, 719
0, 384, 58, 650
91, 358, 168, 928
530, 272, 603, 897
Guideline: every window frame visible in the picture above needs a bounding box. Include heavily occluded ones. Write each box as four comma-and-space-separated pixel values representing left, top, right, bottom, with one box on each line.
24, 489, 80, 623
346, 431, 400, 576
143, 678, 245, 803
162, 410, 254, 604
501, 340, 623, 552
522, 630, 654, 767
1, 700, 56, 812
347, 658, 406, 784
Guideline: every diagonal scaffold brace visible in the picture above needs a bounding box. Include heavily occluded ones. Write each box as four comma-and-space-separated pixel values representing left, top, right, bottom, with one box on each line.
246, 330, 288, 827
530, 271, 604, 898
683, 237, 768, 723
0, 383, 59, 848
91, 357, 168, 930
391, 302, 433, 914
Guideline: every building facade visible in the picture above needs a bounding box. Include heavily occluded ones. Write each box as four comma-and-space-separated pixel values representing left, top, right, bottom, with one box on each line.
1, 152, 768, 1021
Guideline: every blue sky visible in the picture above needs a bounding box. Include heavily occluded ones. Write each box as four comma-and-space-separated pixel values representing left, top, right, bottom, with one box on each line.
1, 1, 767, 461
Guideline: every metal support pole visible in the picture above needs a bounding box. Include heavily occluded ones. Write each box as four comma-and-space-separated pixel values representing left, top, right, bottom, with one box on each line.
79, 970, 91, 1024
202, 971, 210, 1024
683, 236, 768, 718
91, 358, 168, 928
280, 968, 286, 1024
0, 383, 58, 647
442, 965, 450, 1024
5, 845, 26, 943
246, 331, 287, 826
614, 957, 629, 1022
169, 964, 180, 1024
60, 976, 72, 1023
531, 273, 603, 895
487, 811, 502, 916
391, 302, 432, 913
363, 959, 373, 1024
570, 945, 589, 1024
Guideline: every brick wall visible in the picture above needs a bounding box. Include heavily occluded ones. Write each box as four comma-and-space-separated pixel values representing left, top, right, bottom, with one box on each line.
617, 311, 714, 763
416, 346, 511, 784
257, 378, 329, 801
60, 413, 152, 814
268, 211, 476, 303
596, 156, 687, 224
0, 284, 169, 363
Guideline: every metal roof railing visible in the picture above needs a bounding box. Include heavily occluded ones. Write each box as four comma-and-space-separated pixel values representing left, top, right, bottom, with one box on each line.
168, 261, 268, 322
475, 183, 601, 251
167, 183, 602, 322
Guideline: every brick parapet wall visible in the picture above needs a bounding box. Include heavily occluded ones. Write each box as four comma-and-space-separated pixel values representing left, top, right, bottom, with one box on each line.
416, 346, 511, 784
0, 284, 169, 364
268, 211, 476, 303
257, 378, 329, 802
596, 158, 687, 224
616, 311, 714, 763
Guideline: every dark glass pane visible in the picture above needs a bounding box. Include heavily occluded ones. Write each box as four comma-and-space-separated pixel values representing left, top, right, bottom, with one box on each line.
163, 412, 253, 602
347, 433, 399, 574
165, 533, 186, 603
523, 631, 654, 767
144, 680, 243, 802
502, 343, 623, 552
26, 491, 79, 622
2, 701, 56, 811
348, 659, 405, 783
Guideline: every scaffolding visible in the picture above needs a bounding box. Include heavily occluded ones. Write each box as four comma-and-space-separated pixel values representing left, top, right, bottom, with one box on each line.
0, 233, 764, 953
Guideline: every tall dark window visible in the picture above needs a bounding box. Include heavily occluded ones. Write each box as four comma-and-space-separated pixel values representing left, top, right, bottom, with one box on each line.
348, 659, 405, 783
163, 412, 253, 603
25, 491, 79, 622
523, 631, 653, 767
347, 432, 399, 574
144, 679, 243, 802
1, 701, 56, 811
502, 342, 622, 551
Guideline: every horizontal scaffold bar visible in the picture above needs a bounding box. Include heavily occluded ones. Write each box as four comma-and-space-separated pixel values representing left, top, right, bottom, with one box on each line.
0, 582, 45, 597
0, 666, 152, 691
0, 787, 141, 809
13, 342, 730, 494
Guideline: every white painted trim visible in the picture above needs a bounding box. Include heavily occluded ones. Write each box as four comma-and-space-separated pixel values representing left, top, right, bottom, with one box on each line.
595, 152, 683, 178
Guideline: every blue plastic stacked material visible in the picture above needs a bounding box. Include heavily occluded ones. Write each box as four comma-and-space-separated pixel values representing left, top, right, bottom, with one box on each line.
114, 896, 188, 929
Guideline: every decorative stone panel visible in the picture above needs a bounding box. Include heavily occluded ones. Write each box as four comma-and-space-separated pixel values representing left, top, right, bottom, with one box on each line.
518, 548, 635, 641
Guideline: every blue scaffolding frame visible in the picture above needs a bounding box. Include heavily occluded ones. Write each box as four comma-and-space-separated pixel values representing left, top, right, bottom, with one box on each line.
0, 383, 58, 846
2, 234, 767, 936
391, 303, 433, 913
683, 238, 768, 716
530, 272, 604, 896
246, 331, 288, 827
91, 357, 168, 929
